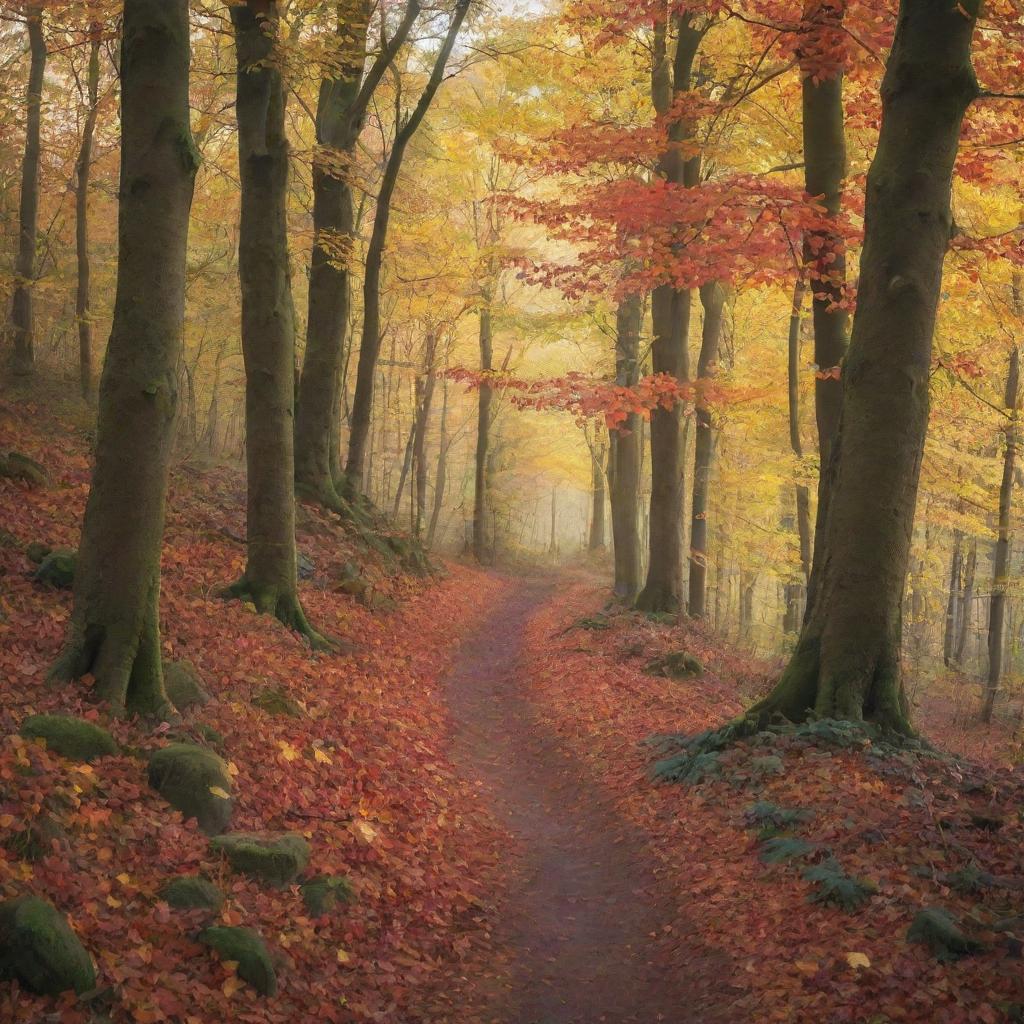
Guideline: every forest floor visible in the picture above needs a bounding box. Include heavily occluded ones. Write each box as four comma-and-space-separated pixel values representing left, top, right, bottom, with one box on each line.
2, 393, 1024, 1024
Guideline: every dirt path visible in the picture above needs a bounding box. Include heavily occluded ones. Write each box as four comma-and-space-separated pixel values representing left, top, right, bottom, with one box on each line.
446, 575, 730, 1024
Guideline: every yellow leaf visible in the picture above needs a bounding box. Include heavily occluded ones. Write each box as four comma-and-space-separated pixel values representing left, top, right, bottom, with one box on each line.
336, 948, 351, 964
226, 761, 239, 776
277, 741, 299, 762
313, 747, 332, 765
222, 975, 242, 998
106, 895, 122, 908
353, 820, 377, 844
794, 960, 818, 974
208, 785, 231, 800
116, 873, 131, 886
846, 952, 871, 970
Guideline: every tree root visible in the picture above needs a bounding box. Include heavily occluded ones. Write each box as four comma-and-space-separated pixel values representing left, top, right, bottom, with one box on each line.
220, 577, 336, 652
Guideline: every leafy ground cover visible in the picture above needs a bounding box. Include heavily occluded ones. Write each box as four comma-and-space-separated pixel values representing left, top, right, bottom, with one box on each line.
522, 576, 1024, 1024
0, 397, 509, 1024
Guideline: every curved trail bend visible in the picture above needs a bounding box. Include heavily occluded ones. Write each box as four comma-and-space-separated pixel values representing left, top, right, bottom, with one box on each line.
445, 575, 729, 1024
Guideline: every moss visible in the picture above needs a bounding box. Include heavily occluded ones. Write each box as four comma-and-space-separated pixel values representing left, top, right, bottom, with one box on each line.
147, 743, 233, 835
162, 660, 211, 711
24, 541, 51, 564
160, 875, 223, 911
803, 859, 875, 911
199, 926, 276, 995
2, 812, 68, 862
209, 833, 310, 887
300, 874, 355, 916
759, 836, 817, 864
0, 896, 95, 995
645, 650, 704, 678
20, 714, 117, 762
251, 686, 304, 718
33, 549, 76, 589
0, 451, 48, 487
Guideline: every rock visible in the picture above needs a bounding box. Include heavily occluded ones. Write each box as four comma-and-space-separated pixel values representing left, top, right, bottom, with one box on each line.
300, 875, 354, 916
196, 723, 225, 750
163, 660, 211, 711
33, 549, 76, 589
251, 686, 304, 718
297, 552, 315, 580
3, 812, 69, 862
907, 907, 985, 962
645, 651, 704, 678
147, 743, 233, 835
209, 833, 310, 887
160, 875, 224, 912
0, 896, 95, 995
199, 926, 276, 996
20, 714, 117, 762
24, 541, 51, 565
0, 451, 48, 487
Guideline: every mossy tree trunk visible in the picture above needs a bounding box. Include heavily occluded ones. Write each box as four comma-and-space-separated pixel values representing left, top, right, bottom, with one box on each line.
752, 0, 979, 731
7, 3, 45, 378
636, 14, 703, 613
344, 0, 469, 492
226, 0, 322, 642
472, 302, 493, 563
49, 0, 197, 717
294, 0, 420, 511
75, 24, 101, 401
784, 280, 811, 632
609, 293, 643, 602
687, 281, 725, 618
412, 332, 438, 540
588, 433, 606, 551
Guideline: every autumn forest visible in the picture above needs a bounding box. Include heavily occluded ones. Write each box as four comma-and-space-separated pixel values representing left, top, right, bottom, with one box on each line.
2, 0, 1024, 1021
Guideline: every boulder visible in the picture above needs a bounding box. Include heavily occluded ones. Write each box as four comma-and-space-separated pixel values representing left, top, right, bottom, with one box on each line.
0, 896, 95, 995
645, 650, 704, 678
199, 926, 276, 996
147, 743, 233, 835
160, 876, 224, 912
24, 541, 51, 565
0, 452, 48, 487
251, 686, 303, 718
300, 874, 355, 916
33, 549, 76, 589
163, 660, 211, 711
209, 833, 310, 887
297, 552, 316, 580
20, 714, 117, 762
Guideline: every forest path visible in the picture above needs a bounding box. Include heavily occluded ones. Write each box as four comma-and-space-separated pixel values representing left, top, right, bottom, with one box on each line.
445, 574, 729, 1024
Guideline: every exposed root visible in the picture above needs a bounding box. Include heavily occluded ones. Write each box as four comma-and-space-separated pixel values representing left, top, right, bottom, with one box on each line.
221, 577, 336, 652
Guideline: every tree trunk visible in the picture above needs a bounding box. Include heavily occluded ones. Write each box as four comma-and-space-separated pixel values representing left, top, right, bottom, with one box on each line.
688, 281, 725, 617
983, 343, 1020, 722
472, 304, 493, 562
943, 530, 963, 667
636, 14, 702, 613
294, 0, 420, 510
426, 376, 449, 549
49, 0, 197, 716
956, 538, 977, 669
75, 26, 101, 400
751, 0, 979, 731
344, 0, 468, 490
784, 279, 811, 632
588, 433, 607, 551
224, 1, 322, 642
412, 334, 437, 539
610, 293, 643, 601
6, 5, 46, 377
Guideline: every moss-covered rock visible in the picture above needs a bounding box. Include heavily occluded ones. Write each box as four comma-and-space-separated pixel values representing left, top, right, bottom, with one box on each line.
24, 541, 51, 565
33, 549, 76, 589
160, 875, 224, 912
209, 833, 310, 887
147, 743, 233, 835
907, 907, 985, 962
163, 660, 211, 711
0, 451, 48, 487
199, 926, 276, 995
645, 650, 704, 678
2, 812, 69, 863
0, 896, 95, 995
251, 686, 304, 718
300, 874, 355, 916
20, 714, 117, 762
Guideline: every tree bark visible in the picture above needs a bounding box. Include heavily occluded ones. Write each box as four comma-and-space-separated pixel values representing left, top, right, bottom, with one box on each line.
412, 333, 437, 539
688, 281, 725, 617
956, 538, 977, 669
225, 0, 323, 643
294, 0, 420, 510
588, 433, 607, 551
75, 25, 101, 400
426, 376, 449, 549
636, 14, 703, 613
345, 0, 469, 490
751, 0, 979, 732
943, 530, 963, 667
609, 293, 643, 601
785, 279, 811, 632
49, 0, 197, 716
6, 4, 46, 377
472, 304, 493, 562
983, 343, 1020, 722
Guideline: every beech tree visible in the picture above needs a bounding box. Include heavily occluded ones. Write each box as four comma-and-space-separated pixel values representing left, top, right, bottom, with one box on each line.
5, 1, 46, 377
750, 0, 980, 731
224, 0, 324, 643
49, 0, 197, 715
